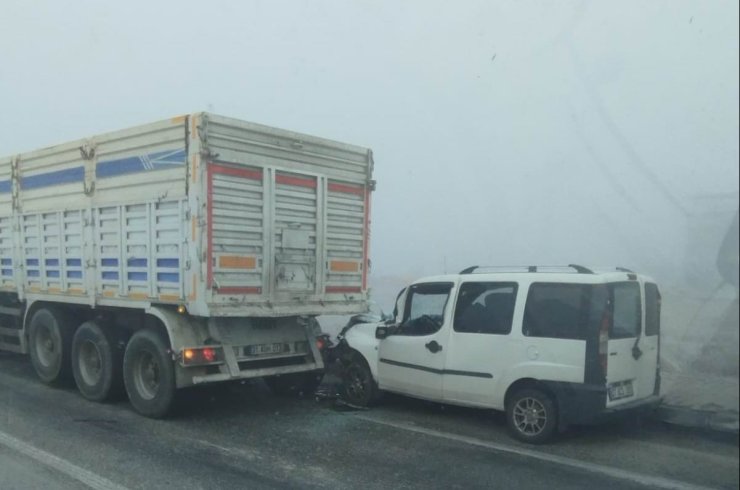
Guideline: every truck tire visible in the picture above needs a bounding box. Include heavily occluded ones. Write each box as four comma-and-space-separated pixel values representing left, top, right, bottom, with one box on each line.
71, 321, 124, 402
265, 371, 323, 397
123, 329, 175, 418
28, 307, 74, 385
341, 352, 379, 407
505, 388, 558, 444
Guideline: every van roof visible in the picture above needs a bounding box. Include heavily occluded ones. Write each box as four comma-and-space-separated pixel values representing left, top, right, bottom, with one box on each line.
412, 267, 655, 286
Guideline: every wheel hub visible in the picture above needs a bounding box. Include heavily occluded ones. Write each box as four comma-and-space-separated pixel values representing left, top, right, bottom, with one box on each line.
513, 397, 547, 435
78, 340, 103, 386
134, 350, 160, 400
35, 326, 56, 367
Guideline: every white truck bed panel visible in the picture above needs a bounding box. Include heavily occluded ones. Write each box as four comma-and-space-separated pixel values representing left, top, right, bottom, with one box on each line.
0, 113, 373, 317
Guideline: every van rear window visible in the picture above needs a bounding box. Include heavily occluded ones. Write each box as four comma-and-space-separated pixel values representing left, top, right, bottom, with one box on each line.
644, 282, 660, 336
611, 282, 641, 339
523, 283, 607, 340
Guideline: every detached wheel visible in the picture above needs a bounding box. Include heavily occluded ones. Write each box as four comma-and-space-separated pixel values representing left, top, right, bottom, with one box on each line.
265, 371, 323, 397
123, 329, 175, 418
341, 353, 378, 407
72, 321, 124, 402
28, 307, 73, 385
506, 389, 558, 444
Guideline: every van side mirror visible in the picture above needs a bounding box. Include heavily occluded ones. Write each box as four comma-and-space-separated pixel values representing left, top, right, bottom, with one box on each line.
376, 325, 397, 339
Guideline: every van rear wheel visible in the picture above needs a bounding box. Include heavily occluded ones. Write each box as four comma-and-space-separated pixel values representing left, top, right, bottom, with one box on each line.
506, 389, 558, 444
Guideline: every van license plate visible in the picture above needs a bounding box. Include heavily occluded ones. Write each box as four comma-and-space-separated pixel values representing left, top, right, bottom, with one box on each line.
608, 381, 634, 401
246, 343, 283, 356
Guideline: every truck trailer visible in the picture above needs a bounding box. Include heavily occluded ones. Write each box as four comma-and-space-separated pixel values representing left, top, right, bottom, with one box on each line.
0, 113, 374, 416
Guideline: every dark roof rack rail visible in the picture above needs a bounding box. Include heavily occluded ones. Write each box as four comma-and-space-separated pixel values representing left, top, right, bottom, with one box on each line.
615, 266, 634, 273
459, 266, 479, 274
459, 265, 594, 275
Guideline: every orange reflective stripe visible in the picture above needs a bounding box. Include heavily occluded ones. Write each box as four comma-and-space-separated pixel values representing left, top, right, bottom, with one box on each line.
330, 260, 360, 272
219, 255, 256, 269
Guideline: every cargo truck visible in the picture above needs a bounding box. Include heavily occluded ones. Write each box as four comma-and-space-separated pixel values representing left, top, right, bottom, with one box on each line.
0, 113, 374, 417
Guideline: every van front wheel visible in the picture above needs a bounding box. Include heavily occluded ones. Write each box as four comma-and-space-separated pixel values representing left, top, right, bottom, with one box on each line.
341, 353, 378, 407
506, 389, 558, 444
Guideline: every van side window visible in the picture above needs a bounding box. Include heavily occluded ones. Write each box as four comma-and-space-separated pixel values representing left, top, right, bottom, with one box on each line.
399, 282, 453, 336
611, 282, 641, 338
454, 282, 517, 335
523, 283, 597, 340
644, 283, 660, 337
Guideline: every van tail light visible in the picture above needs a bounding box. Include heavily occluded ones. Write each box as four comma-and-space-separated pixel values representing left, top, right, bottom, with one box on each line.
181, 347, 223, 366
598, 307, 611, 377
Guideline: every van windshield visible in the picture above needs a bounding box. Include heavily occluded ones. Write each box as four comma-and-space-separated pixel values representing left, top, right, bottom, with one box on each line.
401, 282, 453, 335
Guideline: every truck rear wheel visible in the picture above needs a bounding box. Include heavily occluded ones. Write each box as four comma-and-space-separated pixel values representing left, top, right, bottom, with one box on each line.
123, 329, 175, 418
72, 321, 124, 402
28, 307, 73, 385
265, 371, 323, 397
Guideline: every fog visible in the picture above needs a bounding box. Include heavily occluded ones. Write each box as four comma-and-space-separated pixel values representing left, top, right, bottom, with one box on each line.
2, 2, 738, 378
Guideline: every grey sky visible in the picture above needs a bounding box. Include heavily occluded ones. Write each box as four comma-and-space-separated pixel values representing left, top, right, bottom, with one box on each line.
1, 0, 737, 282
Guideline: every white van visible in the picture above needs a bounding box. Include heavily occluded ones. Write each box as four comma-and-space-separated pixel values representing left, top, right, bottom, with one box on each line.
338, 265, 662, 443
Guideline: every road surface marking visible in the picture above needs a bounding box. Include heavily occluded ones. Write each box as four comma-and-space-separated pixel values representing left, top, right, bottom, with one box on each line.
355, 415, 718, 490
0, 430, 129, 490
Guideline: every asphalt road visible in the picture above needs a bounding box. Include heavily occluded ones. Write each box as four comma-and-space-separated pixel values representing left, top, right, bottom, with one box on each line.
1, 351, 738, 490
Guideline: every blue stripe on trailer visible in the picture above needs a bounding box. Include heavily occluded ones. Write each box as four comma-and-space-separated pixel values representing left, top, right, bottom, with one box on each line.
102, 271, 119, 280
157, 272, 179, 283
101, 258, 119, 267
26, 259, 39, 266
96, 148, 186, 179
127, 272, 147, 281
67, 270, 83, 279
0, 258, 11, 265
127, 258, 147, 267
21, 166, 85, 190
46, 270, 60, 278
1, 269, 12, 276
66, 258, 82, 267
45, 259, 59, 266
0, 180, 10, 194
27, 270, 39, 277
156, 258, 179, 268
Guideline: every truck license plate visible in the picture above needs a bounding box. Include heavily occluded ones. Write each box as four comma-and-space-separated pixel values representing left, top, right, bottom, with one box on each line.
608, 381, 634, 401
246, 343, 284, 356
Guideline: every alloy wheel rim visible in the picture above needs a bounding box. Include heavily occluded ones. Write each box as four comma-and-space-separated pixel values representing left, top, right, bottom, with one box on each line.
346, 366, 367, 401
513, 397, 547, 436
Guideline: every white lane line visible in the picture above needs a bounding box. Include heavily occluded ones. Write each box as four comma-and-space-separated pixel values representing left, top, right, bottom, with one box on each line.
355, 415, 718, 490
0, 430, 129, 490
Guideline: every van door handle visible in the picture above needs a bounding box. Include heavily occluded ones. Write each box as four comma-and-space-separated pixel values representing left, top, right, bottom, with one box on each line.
425, 341, 443, 353
609, 352, 618, 356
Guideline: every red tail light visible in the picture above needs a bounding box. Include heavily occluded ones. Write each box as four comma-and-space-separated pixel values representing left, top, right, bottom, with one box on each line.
202, 347, 216, 363
181, 347, 222, 366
